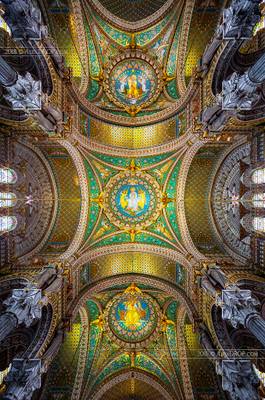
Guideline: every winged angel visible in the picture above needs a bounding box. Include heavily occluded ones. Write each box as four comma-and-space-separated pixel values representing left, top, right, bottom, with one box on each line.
120, 187, 146, 215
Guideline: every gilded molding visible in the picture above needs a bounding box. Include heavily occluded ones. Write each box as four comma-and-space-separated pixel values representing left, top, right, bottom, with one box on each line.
69, 78, 198, 126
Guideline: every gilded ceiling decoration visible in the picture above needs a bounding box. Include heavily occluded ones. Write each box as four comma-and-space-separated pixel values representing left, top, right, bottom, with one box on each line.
104, 284, 162, 348
0, 0, 265, 400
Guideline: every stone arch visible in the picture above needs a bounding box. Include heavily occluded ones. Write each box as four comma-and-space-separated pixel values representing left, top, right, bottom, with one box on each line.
89, 370, 175, 400
70, 273, 199, 323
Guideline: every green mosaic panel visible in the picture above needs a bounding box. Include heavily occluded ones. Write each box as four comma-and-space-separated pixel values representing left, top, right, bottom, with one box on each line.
136, 14, 171, 46
94, 14, 130, 46
135, 354, 171, 386
94, 354, 131, 386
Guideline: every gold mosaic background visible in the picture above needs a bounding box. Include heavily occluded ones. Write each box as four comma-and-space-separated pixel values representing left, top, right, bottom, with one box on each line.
89, 117, 177, 148
89, 253, 177, 282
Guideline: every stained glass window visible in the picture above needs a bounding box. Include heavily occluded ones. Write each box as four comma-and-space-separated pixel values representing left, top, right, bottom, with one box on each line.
253, 217, 265, 232
0, 216, 17, 232
252, 168, 265, 184
0, 192, 17, 208
253, 193, 265, 208
0, 168, 17, 184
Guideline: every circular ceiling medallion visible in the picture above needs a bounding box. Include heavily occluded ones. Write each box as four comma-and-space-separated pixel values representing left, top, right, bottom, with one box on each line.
103, 170, 163, 229
104, 285, 161, 348
104, 51, 163, 115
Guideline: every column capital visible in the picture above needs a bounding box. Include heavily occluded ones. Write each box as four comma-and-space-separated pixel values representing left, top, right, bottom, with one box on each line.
221, 288, 260, 328
216, 359, 260, 400
3, 358, 42, 400
3, 286, 46, 327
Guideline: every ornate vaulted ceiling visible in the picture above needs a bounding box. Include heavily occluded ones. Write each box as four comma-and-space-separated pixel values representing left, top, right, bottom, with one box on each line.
1, 0, 264, 399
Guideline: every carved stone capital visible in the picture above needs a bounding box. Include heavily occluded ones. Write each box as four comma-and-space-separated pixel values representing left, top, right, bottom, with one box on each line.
216, 359, 259, 400
4, 73, 42, 111
3, 286, 46, 327
3, 358, 42, 400
221, 288, 260, 328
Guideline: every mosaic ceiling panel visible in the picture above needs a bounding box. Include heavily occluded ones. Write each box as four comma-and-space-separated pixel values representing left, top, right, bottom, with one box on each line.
81, 150, 182, 252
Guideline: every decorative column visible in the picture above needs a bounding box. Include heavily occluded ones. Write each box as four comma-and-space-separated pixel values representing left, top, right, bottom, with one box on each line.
199, 323, 260, 399
0, 56, 17, 87
216, 359, 260, 400
221, 0, 261, 39
0, 286, 46, 342
200, 0, 261, 72
2, 330, 64, 400
0, 265, 63, 342
0, 55, 42, 111
221, 52, 265, 111
0, 0, 47, 40
199, 265, 265, 348
221, 288, 265, 348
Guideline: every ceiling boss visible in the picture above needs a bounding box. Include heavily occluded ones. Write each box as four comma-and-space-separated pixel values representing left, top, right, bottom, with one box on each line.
104, 284, 162, 349
102, 166, 163, 231
99, 50, 165, 116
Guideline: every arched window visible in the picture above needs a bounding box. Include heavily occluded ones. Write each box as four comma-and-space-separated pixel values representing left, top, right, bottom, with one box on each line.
253, 217, 265, 232
253, 193, 265, 208
0, 216, 17, 233
252, 168, 265, 184
0, 168, 17, 184
0, 192, 17, 208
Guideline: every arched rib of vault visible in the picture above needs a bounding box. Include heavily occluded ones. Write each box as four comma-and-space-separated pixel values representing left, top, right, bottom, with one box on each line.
70, 273, 199, 323
70, 0, 90, 94
90, 370, 175, 400
68, 75, 198, 126
87, 0, 175, 32
72, 244, 194, 271
176, 0, 195, 97
71, 126, 197, 156
176, 139, 208, 261
57, 139, 89, 261
176, 304, 195, 400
